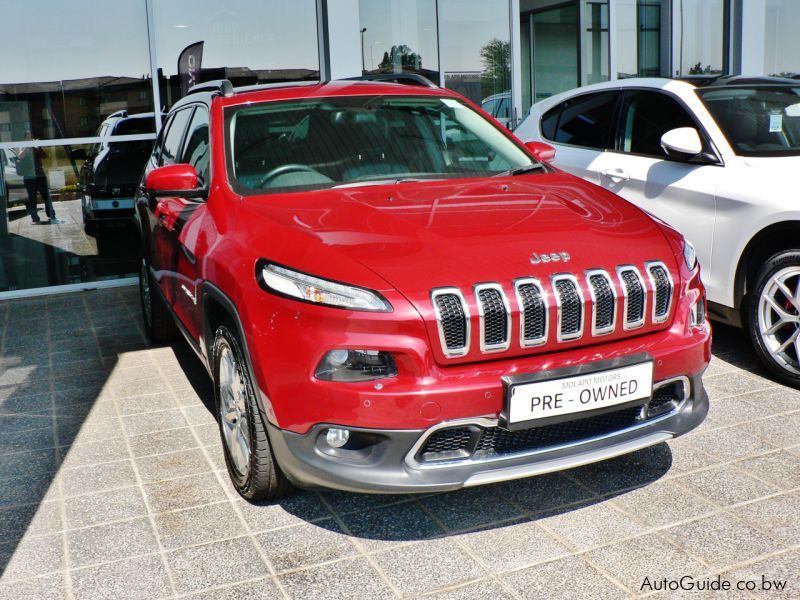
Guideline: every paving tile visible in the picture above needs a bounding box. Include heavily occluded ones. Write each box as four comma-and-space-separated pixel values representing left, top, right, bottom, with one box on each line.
279, 556, 393, 600
0, 425, 57, 454
673, 465, 778, 507
256, 518, 358, 573
730, 492, 800, 545
664, 437, 718, 476
180, 405, 217, 426
535, 502, 642, 552
610, 479, 715, 528
0, 573, 67, 600
496, 472, 595, 513
503, 556, 627, 600
116, 391, 177, 415
61, 460, 137, 498
703, 372, 773, 399
686, 425, 777, 461
0, 472, 57, 508
736, 388, 800, 416
423, 578, 516, 599
318, 490, 411, 516
192, 422, 220, 446
144, 471, 227, 513
340, 500, 445, 551
0, 411, 53, 434
154, 500, 244, 550
585, 533, 705, 593
455, 518, 570, 573
135, 448, 212, 483
70, 553, 172, 600
56, 415, 124, 446
419, 486, 523, 532
167, 536, 269, 594
59, 437, 129, 469
121, 408, 188, 437
184, 579, 282, 599
0, 393, 52, 415
64, 486, 148, 530
735, 450, 800, 490
234, 491, 332, 533
0, 501, 62, 542
67, 516, 159, 568
128, 426, 199, 458
0, 533, 64, 580
724, 549, 800, 600
742, 412, 800, 446
663, 512, 776, 569
0, 447, 58, 481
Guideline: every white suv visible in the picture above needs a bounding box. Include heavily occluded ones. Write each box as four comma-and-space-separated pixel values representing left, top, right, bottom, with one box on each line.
515, 76, 800, 386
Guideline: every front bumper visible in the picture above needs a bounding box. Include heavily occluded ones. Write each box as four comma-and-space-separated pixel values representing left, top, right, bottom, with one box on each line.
267, 372, 708, 493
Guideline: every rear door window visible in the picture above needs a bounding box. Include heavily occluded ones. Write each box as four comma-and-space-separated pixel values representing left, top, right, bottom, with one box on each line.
541, 91, 620, 150
160, 107, 194, 165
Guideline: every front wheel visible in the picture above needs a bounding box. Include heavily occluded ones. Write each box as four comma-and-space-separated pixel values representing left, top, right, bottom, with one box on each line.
213, 324, 292, 500
747, 250, 800, 387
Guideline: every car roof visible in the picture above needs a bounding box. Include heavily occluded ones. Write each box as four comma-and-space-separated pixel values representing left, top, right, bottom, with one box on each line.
532, 77, 697, 111
701, 74, 800, 88
171, 79, 461, 112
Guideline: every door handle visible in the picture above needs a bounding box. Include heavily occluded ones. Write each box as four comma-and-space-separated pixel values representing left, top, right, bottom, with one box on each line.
600, 168, 630, 182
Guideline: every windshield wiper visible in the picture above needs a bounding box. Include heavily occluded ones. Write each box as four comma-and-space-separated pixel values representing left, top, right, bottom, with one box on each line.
494, 163, 546, 177
332, 176, 443, 189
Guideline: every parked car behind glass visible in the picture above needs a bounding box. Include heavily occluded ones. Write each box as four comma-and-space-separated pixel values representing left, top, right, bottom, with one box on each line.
516, 77, 800, 387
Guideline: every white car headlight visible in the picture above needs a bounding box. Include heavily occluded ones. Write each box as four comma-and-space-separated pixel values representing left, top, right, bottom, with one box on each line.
258, 262, 392, 312
683, 239, 697, 271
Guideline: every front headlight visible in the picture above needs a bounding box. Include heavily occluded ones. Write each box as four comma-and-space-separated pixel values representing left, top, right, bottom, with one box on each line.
257, 261, 392, 312
683, 239, 697, 271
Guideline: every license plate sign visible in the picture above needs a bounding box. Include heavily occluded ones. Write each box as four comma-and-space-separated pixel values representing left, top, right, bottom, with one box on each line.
507, 362, 653, 426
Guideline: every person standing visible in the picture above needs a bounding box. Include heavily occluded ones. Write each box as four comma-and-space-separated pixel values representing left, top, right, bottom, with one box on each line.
17, 131, 56, 224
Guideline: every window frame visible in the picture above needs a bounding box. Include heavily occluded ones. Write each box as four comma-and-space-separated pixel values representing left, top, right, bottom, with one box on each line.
159, 106, 196, 167
179, 104, 211, 189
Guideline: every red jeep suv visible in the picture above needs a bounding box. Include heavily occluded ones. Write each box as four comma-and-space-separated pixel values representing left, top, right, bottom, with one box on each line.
135, 77, 710, 500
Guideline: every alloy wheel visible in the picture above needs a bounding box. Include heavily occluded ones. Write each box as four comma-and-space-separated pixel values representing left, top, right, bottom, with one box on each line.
757, 266, 800, 375
218, 344, 251, 475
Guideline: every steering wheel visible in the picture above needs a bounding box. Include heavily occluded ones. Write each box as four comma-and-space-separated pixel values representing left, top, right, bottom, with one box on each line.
258, 164, 320, 188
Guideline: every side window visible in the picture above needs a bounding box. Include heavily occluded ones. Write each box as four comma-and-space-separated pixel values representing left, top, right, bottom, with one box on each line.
544, 91, 619, 150
181, 107, 210, 186
618, 91, 696, 157
161, 107, 194, 165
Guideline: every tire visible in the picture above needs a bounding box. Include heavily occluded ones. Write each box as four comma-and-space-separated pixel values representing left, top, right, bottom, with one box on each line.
213, 324, 292, 500
746, 249, 800, 387
139, 256, 176, 343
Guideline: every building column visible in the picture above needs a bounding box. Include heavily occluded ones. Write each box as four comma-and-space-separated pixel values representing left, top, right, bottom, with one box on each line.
510, 0, 523, 127
740, 0, 766, 75
319, 0, 363, 81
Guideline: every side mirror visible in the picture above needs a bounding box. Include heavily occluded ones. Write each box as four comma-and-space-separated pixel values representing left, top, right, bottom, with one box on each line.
660, 127, 703, 161
145, 164, 205, 198
70, 148, 88, 161
524, 141, 557, 163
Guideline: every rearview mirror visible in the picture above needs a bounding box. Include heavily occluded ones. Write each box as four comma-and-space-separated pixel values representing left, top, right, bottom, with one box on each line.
660, 127, 703, 161
145, 164, 206, 198
524, 141, 557, 163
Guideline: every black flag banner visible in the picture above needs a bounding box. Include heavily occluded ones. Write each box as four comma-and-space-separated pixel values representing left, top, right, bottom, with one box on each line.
178, 41, 204, 97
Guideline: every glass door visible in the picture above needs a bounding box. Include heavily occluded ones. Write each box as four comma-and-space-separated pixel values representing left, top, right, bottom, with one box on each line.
531, 4, 579, 103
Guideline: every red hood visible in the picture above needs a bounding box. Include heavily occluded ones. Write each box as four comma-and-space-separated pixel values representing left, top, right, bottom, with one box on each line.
243, 172, 676, 293
241, 172, 680, 364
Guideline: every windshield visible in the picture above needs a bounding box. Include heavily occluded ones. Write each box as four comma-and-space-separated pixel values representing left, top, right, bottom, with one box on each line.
225, 95, 535, 194
697, 86, 800, 156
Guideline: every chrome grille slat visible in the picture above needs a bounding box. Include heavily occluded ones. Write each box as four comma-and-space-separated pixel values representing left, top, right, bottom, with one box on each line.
586, 270, 616, 336
552, 274, 584, 341
431, 288, 470, 357
646, 261, 674, 324
475, 283, 511, 352
617, 266, 646, 330
515, 279, 548, 347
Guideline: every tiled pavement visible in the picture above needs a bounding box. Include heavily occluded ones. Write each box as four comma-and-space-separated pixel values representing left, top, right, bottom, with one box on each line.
0, 287, 798, 599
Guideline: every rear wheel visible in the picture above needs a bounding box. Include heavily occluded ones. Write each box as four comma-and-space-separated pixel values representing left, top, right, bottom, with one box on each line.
139, 257, 175, 343
213, 324, 292, 500
747, 250, 800, 387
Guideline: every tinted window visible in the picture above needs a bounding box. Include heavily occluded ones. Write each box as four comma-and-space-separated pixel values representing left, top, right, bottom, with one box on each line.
161, 108, 194, 165
544, 91, 618, 149
618, 90, 696, 157
181, 107, 210, 186
113, 117, 156, 136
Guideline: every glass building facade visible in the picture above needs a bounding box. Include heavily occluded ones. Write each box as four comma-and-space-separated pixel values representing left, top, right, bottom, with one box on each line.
0, 0, 786, 297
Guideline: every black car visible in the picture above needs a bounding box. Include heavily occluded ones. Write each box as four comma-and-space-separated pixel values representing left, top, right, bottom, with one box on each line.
75, 111, 161, 239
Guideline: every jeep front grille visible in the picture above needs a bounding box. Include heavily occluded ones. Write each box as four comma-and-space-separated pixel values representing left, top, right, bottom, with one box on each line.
431, 261, 674, 357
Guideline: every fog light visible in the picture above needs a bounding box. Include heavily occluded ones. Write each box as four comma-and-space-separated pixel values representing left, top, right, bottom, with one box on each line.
326, 428, 350, 448
315, 349, 397, 382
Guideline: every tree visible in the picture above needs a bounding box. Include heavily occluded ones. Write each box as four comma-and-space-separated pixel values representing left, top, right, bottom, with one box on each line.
479, 38, 510, 98
378, 45, 422, 72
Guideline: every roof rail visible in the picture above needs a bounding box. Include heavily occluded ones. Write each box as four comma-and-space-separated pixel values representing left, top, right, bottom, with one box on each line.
107, 110, 128, 119
344, 73, 438, 88
186, 79, 235, 98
